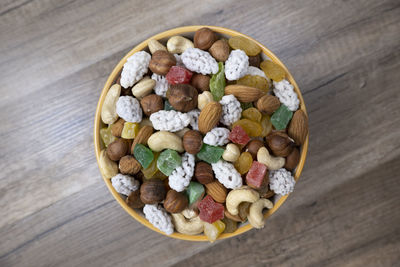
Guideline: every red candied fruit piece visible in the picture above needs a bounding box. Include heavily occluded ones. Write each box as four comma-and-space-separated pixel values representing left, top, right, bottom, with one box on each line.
198, 195, 224, 223
166, 66, 193, 84
228, 125, 251, 145
246, 161, 268, 189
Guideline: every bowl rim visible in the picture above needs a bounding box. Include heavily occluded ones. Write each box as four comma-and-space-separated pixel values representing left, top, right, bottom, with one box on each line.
94, 25, 308, 241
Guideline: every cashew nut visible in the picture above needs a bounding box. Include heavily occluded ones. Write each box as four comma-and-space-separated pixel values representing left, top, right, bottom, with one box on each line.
167, 36, 194, 54
101, 84, 121, 124
222, 143, 240, 162
198, 91, 213, 110
171, 213, 204, 235
175, 127, 190, 138
226, 186, 260, 215
147, 131, 184, 152
131, 76, 155, 99
98, 149, 118, 178
148, 39, 167, 54
248, 198, 274, 229
257, 147, 285, 170
181, 208, 198, 219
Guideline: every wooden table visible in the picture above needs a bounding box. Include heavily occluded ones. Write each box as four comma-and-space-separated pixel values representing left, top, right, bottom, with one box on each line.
1, 0, 399, 266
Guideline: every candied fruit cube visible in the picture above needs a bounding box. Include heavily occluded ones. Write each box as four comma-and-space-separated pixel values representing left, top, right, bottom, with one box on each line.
133, 144, 154, 169
196, 144, 224, 164
164, 100, 175, 111
204, 220, 226, 242
246, 161, 268, 189
210, 62, 225, 101
100, 125, 117, 147
198, 195, 224, 224
121, 122, 139, 139
229, 125, 250, 145
185, 181, 205, 206
166, 66, 193, 84
141, 152, 160, 179
270, 104, 293, 130
157, 149, 182, 176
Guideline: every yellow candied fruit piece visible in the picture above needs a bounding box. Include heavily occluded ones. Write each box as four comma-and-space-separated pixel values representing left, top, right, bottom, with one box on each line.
141, 152, 160, 179
234, 152, 253, 174
121, 122, 139, 139
228, 36, 261, 56
242, 107, 262, 122
236, 75, 270, 92
100, 125, 117, 147
232, 119, 263, 137
260, 114, 273, 137
260, 60, 286, 82
204, 220, 226, 242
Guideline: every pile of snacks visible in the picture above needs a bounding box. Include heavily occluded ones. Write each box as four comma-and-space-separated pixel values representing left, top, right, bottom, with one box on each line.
99, 27, 308, 242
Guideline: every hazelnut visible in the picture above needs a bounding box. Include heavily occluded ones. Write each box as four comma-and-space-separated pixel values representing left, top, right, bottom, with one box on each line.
191, 73, 210, 92
183, 130, 203, 154
149, 50, 176, 75
194, 162, 214, 184
194, 27, 217, 50
167, 84, 198, 112
106, 139, 129, 161
140, 94, 164, 116
248, 54, 261, 68
163, 190, 188, 213
256, 95, 280, 115
246, 139, 264, 159
209, 39, 230, 62
140, 179, 166, 204
126, 190, 144, 209
266, 131, 294, 157
284, 147, 300, 171
119, 155, 141, 175
111, 118, 125, 137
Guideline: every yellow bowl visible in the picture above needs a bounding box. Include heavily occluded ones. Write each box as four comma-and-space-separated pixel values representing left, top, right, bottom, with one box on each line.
94, 26, 308, 241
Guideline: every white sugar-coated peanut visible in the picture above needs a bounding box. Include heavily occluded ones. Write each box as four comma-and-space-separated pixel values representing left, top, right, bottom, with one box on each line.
219, 95, 242, 126
120, 51, 151, 88
269, 168, 296, 196
168, 153, 195, 192
149, 110, 190, 132
167, 36, 194, 54
101, 84, 121, 124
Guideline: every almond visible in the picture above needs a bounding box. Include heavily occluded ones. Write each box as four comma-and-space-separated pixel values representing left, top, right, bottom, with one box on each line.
198, 101, 222, 134
205, 181, 227, 203
288, 110, 308, 145
225, 85, 265, 102
256, 95, 280, 115
131, 125, 154, 154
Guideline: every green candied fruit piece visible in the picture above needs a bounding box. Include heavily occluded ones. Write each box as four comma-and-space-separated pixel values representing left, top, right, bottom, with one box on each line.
157, 149, 182, 176
271, 104, 293, 130
209, 62, 225, 101
240, 102, 253, 111
185, 181, 205, 206
196, 144, 224, 164
100, 125, 117, 147
164, 100, 175, 111
133, 144, 154, 169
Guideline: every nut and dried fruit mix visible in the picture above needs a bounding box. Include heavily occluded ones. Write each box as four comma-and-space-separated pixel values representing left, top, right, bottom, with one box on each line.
98, 28, 308, 242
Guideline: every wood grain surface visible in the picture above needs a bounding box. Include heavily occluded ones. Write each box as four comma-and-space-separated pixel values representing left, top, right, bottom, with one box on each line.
1, 0, 399, 266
